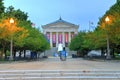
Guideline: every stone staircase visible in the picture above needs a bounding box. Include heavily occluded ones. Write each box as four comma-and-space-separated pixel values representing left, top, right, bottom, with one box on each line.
45, 47, 76, 56
0, 70, 120, 80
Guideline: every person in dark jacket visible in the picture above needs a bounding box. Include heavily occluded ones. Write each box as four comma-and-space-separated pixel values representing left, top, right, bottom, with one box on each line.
60, 47, 67, 61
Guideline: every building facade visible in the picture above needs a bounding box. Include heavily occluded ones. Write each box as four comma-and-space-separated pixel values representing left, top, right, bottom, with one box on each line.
42, 18, 79, 48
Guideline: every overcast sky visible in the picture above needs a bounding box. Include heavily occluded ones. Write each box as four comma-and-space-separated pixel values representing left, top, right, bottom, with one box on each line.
4, 0, 116, 31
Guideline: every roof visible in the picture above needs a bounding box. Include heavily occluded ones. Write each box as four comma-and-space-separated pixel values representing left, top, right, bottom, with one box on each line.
42, 17, 79, 28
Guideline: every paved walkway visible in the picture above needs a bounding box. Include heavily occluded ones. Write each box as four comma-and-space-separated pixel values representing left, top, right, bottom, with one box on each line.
0, 57, 120, 80
0, 57, 120, 71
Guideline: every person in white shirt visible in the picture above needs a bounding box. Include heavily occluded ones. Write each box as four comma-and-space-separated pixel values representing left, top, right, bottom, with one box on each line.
57, 43, 63, 56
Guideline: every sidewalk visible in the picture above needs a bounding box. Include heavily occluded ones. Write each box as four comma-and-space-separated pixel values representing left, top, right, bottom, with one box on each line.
0, 57, 120, 71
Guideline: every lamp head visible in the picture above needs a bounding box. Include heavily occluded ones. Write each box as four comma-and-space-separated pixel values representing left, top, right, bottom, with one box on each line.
10, 18, 14, 24
105, 16, 110, 22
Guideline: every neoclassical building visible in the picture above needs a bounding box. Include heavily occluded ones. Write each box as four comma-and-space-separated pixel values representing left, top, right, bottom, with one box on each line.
42, 18, 79, 48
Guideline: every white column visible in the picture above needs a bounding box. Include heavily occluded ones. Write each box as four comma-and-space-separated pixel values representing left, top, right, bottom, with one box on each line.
56, 32, 58, 47
50, 32, 52, 47
44, 30, 46, 35
62, 32, 65, 47
69, 32, 71, 43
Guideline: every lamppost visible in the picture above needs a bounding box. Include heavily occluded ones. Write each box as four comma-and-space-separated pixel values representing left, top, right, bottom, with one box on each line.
9, 18, 14, 60
105, 16, 111, 59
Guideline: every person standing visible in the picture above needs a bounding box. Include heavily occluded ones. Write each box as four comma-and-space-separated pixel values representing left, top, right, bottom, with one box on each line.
57, 43, 63, 56
60, 47, 67, 61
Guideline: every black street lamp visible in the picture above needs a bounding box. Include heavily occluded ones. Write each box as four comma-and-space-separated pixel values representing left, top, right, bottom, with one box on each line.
9, 18, 14, 60
105, 16, 111, 60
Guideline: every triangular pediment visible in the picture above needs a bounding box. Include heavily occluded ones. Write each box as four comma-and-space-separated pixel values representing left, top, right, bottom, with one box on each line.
48, 22, 74, 28
42, 18, 79, 29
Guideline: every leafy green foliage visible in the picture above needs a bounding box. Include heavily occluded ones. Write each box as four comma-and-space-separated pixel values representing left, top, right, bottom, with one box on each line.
23, 28, 50, 51
0, 3, 50, 59
0, 0, 5, 17
69, 32, 85, 51
69, 2, 120, 57
4, 6, 28, 20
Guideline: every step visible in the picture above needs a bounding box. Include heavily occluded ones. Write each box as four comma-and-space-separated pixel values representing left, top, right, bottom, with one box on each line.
0, 70, 120, 80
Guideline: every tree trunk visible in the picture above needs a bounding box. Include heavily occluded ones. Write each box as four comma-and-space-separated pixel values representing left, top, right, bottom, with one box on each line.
101, 48, 104, 57
1, 42, 6, 60
19, 50, 22, 59
112, 48, 115, 58
23, 50, 26, 58
13, 49, 17, 60
4, 49, 7, 60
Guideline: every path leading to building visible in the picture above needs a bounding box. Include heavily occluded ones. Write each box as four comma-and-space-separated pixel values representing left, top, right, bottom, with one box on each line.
0, 57, 120, 80
0, 57, 120, 70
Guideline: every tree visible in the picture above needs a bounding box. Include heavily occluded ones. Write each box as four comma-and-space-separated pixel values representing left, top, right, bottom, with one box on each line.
69, 1, 120, 58
96, 1, 120, 57
23, 27, 50, 51
69, 32, 87, 56
0, 0, 5, 17
0, 18, 28, 58
0, 4, 50, 60
4, 6, 28, 20
14, 19, 50, 58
